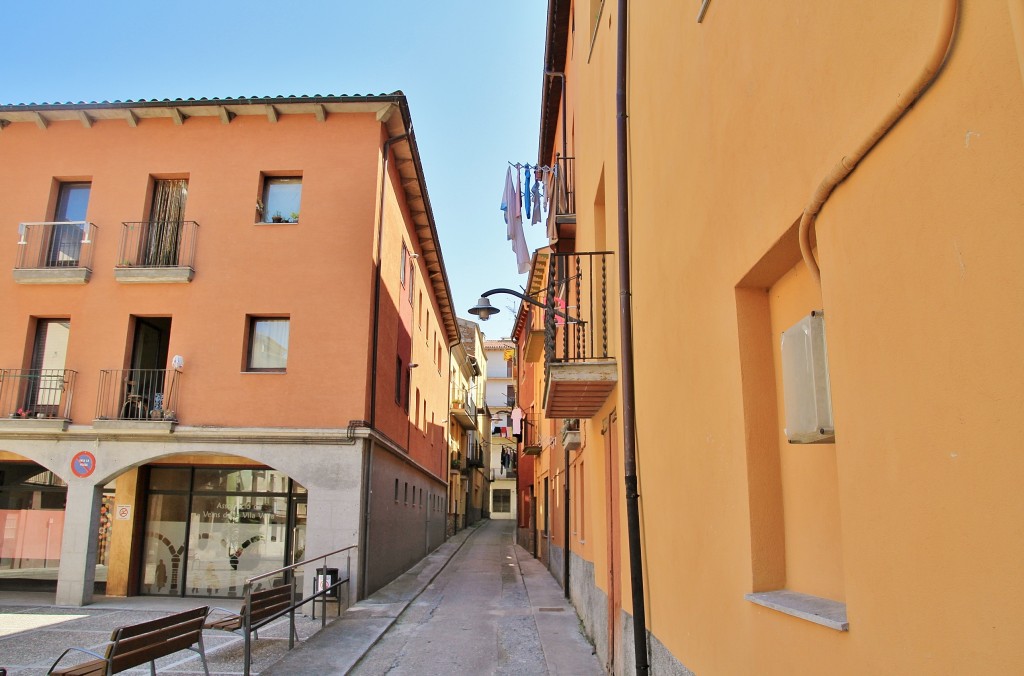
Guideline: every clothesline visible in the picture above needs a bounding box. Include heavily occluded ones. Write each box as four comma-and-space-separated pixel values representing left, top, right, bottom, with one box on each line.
507, 161, 558, 173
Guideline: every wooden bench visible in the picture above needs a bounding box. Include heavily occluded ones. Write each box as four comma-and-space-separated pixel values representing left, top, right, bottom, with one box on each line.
204, 584, 295, 641
47, 606, 209, 676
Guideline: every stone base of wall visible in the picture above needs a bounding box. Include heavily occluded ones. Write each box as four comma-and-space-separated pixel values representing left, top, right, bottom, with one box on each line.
516, 527, 534, 554
568, 551, 694, 676
446, 513, 464, 537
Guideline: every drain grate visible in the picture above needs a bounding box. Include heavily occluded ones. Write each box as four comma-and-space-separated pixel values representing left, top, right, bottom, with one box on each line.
538, 607, 565, 612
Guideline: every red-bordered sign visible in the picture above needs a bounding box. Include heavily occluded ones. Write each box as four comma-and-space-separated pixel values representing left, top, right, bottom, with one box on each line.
71, 451, 96, 478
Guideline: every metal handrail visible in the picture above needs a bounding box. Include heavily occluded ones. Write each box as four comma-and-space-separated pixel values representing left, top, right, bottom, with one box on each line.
239, 544, 357, 676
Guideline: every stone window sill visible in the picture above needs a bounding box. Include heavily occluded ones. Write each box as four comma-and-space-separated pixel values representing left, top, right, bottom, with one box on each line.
745, 590, 848, 631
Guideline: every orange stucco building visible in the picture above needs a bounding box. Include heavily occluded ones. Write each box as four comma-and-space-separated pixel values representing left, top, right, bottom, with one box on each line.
0, 94, 457, 606
512, 1, 1024, 674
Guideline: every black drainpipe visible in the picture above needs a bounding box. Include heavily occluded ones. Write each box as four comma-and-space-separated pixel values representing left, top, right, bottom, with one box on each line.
616, 0, 650, 673
362, 130, 408, 598
564, 425, 570, 600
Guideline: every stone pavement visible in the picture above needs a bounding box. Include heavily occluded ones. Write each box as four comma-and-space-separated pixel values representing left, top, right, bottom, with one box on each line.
0, 519, 600, 675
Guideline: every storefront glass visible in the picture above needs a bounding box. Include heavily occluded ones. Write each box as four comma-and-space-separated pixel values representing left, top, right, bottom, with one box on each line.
141, 466, 306, 598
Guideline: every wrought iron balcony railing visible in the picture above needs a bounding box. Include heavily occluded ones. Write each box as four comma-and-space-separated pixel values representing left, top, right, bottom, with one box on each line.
540, 250, 618, 418
543, 251, 612, 366
0, 369, 77, 420
96, 369, 180, 421
116, 221, 199, 282
552, 155, 575, 218
520, 416, 542, 455
14, 222, 97, 283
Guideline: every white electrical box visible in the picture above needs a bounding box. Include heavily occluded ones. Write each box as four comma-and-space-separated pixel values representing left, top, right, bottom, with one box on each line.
781, 310, 835, 444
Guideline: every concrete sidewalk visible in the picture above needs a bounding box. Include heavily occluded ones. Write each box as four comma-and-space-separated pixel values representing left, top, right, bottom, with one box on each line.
0, 520, 599, 675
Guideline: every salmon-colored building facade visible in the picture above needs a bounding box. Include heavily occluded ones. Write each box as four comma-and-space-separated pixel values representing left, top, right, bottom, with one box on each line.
0, 94, 456, 606
512, 1, 1024, 674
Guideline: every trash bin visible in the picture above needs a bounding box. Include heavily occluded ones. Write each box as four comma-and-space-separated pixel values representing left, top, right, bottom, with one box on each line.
314, 567, 340, 599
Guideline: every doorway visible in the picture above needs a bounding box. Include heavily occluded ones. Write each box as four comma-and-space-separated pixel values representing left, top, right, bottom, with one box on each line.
49, 182, 90, 267
26, 319, 70, 417
123, 317, 171, 420
142, 179, 188, 266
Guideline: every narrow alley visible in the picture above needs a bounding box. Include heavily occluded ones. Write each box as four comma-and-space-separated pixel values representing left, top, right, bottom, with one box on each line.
353, 520, 598, 675
266, 519, 601, 675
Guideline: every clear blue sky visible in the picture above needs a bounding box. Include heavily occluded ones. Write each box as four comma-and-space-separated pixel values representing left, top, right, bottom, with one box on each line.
1, 0, 550, 339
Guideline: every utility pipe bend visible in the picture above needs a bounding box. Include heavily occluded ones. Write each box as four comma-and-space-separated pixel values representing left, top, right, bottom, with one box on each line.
799, 0, 959, 287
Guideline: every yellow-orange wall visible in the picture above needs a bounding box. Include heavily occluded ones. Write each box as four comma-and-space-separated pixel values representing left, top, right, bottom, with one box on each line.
536, 0, 1024, 673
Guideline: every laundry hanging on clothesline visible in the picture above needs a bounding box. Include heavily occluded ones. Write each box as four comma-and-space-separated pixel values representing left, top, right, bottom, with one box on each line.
500, 163, 557, 273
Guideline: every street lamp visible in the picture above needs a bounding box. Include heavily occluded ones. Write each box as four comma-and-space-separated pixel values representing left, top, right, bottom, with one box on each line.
468, 288, 580, 324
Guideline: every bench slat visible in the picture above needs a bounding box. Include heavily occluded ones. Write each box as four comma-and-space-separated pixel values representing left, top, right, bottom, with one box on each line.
114, 617, 204, 655
110, 629, 203, 673
52, 607, 208, 675
49, 660, 107, 676
116, 606, 207, 639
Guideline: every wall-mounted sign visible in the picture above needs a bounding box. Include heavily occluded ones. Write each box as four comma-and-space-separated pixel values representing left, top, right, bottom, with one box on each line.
71, 451, 96, 478
116, 504, 132, 520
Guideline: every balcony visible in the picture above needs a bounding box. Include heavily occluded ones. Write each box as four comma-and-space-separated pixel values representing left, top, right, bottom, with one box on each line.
542, 251, 618, 419
548, 155, 576, 241
115, 221, 199, 283
450, 390, 477, 429
491, 466, 517, 480
521, 417, 542, 456
450, 454, 464, 472
0, 369, 76, 430
94, 369, 180, 430
13, 222, 97, 284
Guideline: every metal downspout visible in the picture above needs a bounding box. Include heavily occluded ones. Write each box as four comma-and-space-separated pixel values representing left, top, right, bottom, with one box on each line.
799, 0, 958, 287
616, 0, 650, 673
564, 434, 571, 599
544, 70, 572, 599
360, 442, 374, 599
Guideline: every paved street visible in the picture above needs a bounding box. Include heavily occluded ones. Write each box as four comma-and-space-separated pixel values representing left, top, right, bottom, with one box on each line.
265, 519, 601, 675
351, 519, 599, 675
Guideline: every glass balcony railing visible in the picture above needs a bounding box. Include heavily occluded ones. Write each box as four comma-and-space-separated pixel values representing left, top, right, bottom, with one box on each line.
13, 222, 97, 283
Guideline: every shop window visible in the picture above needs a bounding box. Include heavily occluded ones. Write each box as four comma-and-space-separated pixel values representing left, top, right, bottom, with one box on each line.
140, 467, 306, 598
